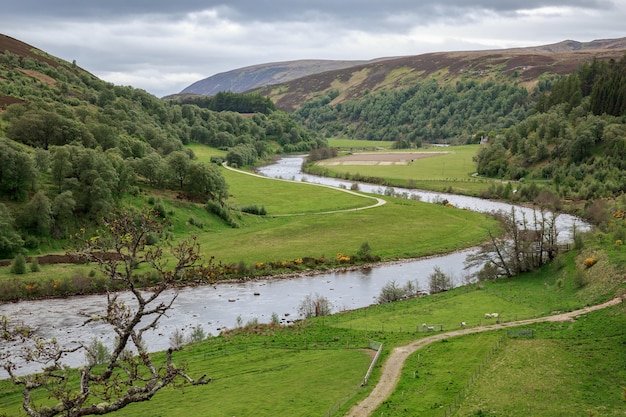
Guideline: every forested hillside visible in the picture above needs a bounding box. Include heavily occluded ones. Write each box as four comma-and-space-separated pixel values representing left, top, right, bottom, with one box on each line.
293, 78, 532, 145
474, 54, 626, 203
0, 34, 323, 260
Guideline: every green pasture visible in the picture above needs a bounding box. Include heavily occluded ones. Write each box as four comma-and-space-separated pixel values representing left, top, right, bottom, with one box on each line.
319, 145, 480, 181
221, 166, 377, 214
0, 159, 497, 296
196, 192, 494, 265
2, 240, 625, 416
310, 144, 502, 194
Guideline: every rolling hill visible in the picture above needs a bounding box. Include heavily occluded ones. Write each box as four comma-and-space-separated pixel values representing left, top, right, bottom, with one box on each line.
253, 37, 626, 111
179, 59, 375, 96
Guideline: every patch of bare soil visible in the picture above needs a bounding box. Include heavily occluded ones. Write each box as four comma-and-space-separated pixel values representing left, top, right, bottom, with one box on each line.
345, 296, 624, 417
20, 69, 57, 86
317, 152, 446, 166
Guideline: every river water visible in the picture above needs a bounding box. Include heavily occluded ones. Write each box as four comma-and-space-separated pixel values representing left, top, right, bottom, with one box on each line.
0, 156, 587, 377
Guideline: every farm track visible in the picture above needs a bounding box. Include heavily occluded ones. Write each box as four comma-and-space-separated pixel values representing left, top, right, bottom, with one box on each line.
345, 296, 623, 417
223, 163, 386, 215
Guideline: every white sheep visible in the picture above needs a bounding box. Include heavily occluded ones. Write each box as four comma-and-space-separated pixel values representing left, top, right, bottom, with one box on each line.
422, 323, 435, 331
460, 321, 466, 327
484, 313, 492, 319
492, 313, 499, 318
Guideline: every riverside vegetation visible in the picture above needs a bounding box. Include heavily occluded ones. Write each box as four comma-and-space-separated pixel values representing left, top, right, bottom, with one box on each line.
1, 34, 626, 416
1, 228, 624, 416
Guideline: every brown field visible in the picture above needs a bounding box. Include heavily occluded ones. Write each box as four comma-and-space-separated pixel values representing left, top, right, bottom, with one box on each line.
317, 152, 446, 166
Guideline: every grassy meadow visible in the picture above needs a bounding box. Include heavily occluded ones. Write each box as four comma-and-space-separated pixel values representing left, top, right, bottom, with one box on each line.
2, 239, 624, 416
313, 142, 499, 195
2, 144, 625, 416
0, 144, 499, 298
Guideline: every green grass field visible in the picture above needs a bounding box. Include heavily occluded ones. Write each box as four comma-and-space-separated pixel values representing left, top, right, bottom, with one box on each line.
311, 144, 501, 195
1, 144, 625, 416
1, 240, 625, 416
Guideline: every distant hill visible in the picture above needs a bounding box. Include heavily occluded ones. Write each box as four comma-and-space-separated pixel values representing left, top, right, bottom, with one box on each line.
179, 59, 375, 96
251, 37, 626, 111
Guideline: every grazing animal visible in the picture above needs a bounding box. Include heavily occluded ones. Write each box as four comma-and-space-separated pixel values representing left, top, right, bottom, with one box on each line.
492, 313, 499, 318
460, 321, 466, 327
422, 323, 435, 331
485, 313, 492, 319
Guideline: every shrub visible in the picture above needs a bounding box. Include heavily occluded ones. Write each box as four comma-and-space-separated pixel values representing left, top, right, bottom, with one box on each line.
188, 325, 206, 343
10, 254, 27, 275
356, 241, 380, 262
188, 216, 204, 229
30, 258, 40, 273
574, 267, 588, 288
23, 235, 40, 249
240, 205, 267, 215
206, 200, 238, 227
298, 293, 333, 318
583, 257, 597, 268
85, 338, 111, 366
428, 266, 453, 294
169, 329, 185, 351
377, 280, 406, 304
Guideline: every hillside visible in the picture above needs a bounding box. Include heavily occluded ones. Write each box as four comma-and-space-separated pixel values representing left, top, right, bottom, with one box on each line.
179, 59, 374, 96
253, 37, 626, 112
0, 33, 323, 261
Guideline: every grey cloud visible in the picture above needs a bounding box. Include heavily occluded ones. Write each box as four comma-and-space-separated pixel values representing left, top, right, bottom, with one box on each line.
3, 1, 614, 23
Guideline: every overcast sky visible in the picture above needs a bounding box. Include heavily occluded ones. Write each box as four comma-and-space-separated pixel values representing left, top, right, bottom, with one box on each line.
1, 1, 625, 97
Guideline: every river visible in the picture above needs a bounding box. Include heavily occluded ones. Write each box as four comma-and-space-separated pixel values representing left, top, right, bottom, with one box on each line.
0, 156, 587, 377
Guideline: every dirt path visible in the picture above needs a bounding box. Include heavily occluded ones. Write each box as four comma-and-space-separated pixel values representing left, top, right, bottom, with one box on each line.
345, 297, 623, 417
222, 163, 386, 215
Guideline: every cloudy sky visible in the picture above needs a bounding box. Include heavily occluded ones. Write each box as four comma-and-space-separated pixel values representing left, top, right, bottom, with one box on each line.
1, 1, 625, 97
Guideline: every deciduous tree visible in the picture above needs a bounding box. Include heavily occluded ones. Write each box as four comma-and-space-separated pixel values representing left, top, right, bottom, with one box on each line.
1, 208, 217, 416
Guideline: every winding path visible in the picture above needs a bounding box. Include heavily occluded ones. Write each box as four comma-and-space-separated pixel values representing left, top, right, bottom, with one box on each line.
223, 163, 386, 215
345, 297, 623, 417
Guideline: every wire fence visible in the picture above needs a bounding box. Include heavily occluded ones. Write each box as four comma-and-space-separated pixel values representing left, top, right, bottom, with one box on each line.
324, 340, 382, 417
441, 334, 507, 417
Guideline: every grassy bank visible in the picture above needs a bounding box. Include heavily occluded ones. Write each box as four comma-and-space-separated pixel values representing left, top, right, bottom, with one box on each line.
309, 143, 499, 195
2, 233, 624, 416
0, 159, 498, 301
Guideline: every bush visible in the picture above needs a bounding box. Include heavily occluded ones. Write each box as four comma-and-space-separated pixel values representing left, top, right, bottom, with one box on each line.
240, 205, 267, 216
206, 200, 238, 227
356, 241, 380, 262
86, 338, 111, 366
10, 254, 27, 275
574, 267, 588, 288
583, 257, 597, 268
188, 325, 206, 343
188, 216, 204, 229
428, 266, 453, 294
298, 293, 333, 318
377, 280, 406, 304
23, 235, 40, 249
30, 258, 40, 272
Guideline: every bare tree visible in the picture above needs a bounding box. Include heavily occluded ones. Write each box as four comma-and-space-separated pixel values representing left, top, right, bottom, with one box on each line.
428, 266, 453, 294
298, 293, 333, 318
465, 207, 560, 280
1, 208, 217, 417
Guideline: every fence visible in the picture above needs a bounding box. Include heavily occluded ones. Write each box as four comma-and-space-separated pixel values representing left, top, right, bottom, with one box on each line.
362, 340, 383, 386
324, 340, 383, 417
441, 334, 507, 417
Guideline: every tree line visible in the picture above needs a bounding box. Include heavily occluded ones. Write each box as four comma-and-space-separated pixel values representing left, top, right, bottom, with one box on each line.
0, 49, 325, 259
474, 53, 626, 205
293, 78, 532, 146
175, 91, 276, 114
